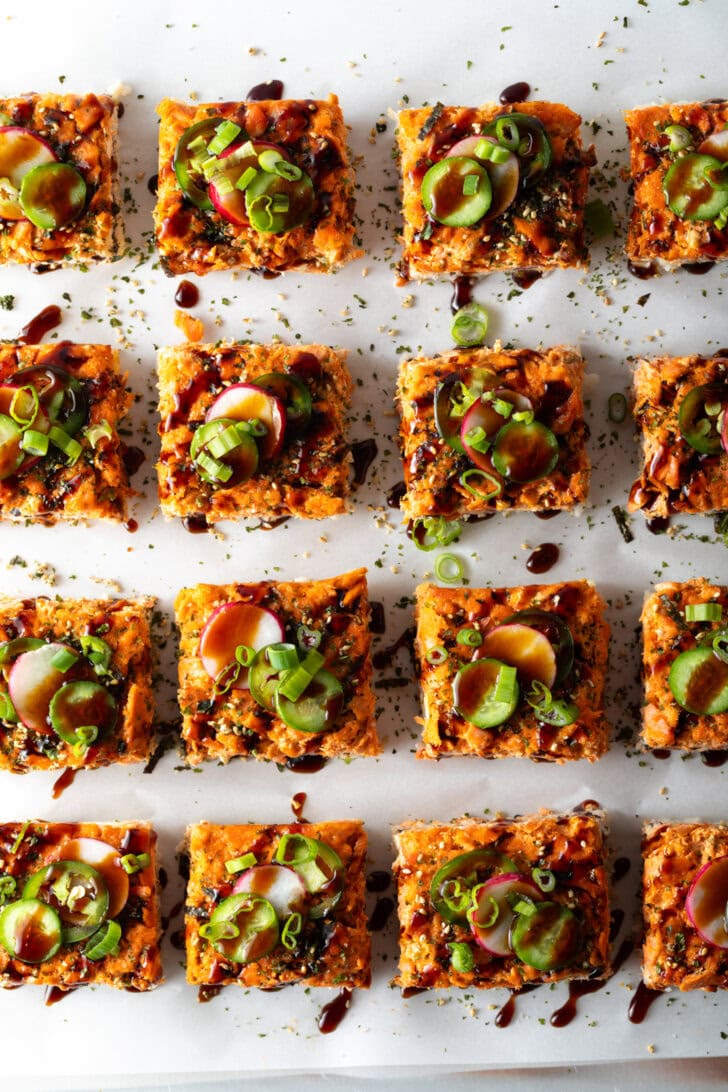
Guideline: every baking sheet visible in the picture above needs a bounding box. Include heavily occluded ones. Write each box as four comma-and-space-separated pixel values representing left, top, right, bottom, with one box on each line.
2, 0, 728, 1080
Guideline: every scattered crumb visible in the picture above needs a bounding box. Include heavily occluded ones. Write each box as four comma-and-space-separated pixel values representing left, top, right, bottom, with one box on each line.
90, 576, 123, 594
174, 310, 204, 342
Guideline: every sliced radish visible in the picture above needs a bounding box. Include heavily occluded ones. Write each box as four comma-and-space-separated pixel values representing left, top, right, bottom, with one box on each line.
233, 863, 306, 919
699, 130, 728, 163
479, 623, 557, 688
206, 383, 286, 460
447, 135, 520, 218
209, 140, 288, 226
0, 127, 57, 220
685, 855, 728, 949
8, 643, 86, 733
53, 838, 129, 918
460, 390, 533, 469
468, 872, 541, 956
198, 601, 284, 690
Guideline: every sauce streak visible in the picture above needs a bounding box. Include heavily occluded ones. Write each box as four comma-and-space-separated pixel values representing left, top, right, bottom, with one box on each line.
367, 896, 395, 932
369, 601, 386, 634
386, 481, 406, 508
499, 81, 531, 105
628, 981, 662, 1024
19, 305, 62, 344
318, 987, 352, 1033
627, 260, 657, 280
175, 280, 199, 308
526, 542, 559, 574
450, 274, 473, 314
291, 791, 307, 822
198, 985, 223, 1003
351, 439, 378, 487
612, 857, 631, 883
651, 748, 671, 760
284, 754, 327, 774
373, 626, 416, 670
45, 985, 72, 1007
124, 518, 138, 534
147, 174, 158, 196
51, 768, 77, 799
366, 869, 391, 893
182, 514, 209, 535
247, 80, 284, 102
684, 261, 715, 275
701, 749, 728, 768
550, 976, 604, 1027
494, 983, 539, 1028
511, 270, 542, 290
122, 445, 145, 477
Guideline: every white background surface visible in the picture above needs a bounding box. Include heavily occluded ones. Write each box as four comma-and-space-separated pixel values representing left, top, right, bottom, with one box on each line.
1, 0, 728, 1084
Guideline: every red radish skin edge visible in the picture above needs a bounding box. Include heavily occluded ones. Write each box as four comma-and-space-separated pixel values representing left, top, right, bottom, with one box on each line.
685, 855, 728, 950
8, 642, 78, 733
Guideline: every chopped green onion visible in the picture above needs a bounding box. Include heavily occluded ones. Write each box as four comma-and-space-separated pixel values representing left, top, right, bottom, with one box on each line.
249, 194, 274, 231
83, 920, 122, 961
207, 424, 246, 459
493, 663, 518, 704
712, 629, 728, 665
434, 553, 464, 584
296, 624, 322, 651
525, 680, 578, 726
463, 424, 490, 453
242, 417, 267, 438
275, 832, 317, 866
495, 117, 520, 150
200, 920, 239, 942
685, 602, 722, 622
448, 941, 475, 973
281, 911, 303, 950
511, 896, 537, 917
512, 409, 535, 425
426, 645, 448, 665
235, 166, 258, 191
0, 692, 18, 723
532, 867, 556, 893
20, 428, 49, 455
120, 852, 151, 876
225, 852, 257, 875
491, 397, 513, 419
49, 426, 82, 466
210, 173, 234, 196
214, 661, 240, 695
665, 124, 692, 152
207, 120, 242, 156
201, 155, 221, 179
440, 879, 471, 915
411, 515, 462, 551
10, 822, 30, 855
51, 647, 78, 673
456, 628, 482, 648
715, 206, 728, 231
0, 875, 16, 903
259, 149, 285, 173
80, 635, 112, 671
9, 386, 38, 429
451, 303, 489, 347
471, 889, 499, 928
267, 644, 299, 672
84, 420, 113, 448
462, 174, 478, 196
459, 468, 502, 500
474, 138, 494, 160
234, 644, 255, 668
187, 135, 208, 156
608, 392, 628, 424
71, 725, 98, 755
194, 450, 234, 483
271, 193, 290, 213
277, 649, 325, 702
274, 160, 303, 182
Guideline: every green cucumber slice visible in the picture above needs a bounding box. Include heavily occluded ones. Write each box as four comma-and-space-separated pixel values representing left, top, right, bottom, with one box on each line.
274, 668, 343, 734
668, 647, 728, 715
420, 156, 492, 227
23, 860, 109, 943
452, 658, 519, 729
19, 163, 86, 230
48, 680, 116, 748
677, 383, 728, 455
664, 153, 728, 221
204, 892, 279, 964
173, 118, 227, 210
0, 897, 62, 963
491, 419, 559, 483
509, 900, 581, 971
244, 168, 314, 234
430, 848, 518, 924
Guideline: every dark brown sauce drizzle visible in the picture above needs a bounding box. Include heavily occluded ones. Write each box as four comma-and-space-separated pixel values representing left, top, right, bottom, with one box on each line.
45, 985, 73, 1006
318, 987, 352, 1033
147, 174, 158, 196
51, 768, 77, 799
175, 280, 199, 308
351, 439, 378, 487
651, 748, 671, 760
628, 981, 662, 1023
450, 274, 474, 314
702, 749, 728, 768
511, 270, 542, 290
182, 514, 209, 534
494, 983, 539, 1028
386, 481, 406, 508
367, 896, 395, 933
535, 509, 561, 520
122, 445, 145, 477
684, 261, 715, 275
291, 791, 307, 822
124, 519, 138, 533
550, 977, 604, 1027
369, 601, 386, 634
19, 305, 62, 344
526, 542, 559, 573
499, 81, 531, 105
284, 754, 327, 774
646, 516, 669, 535
609, 908, 625, 942
247, 80, 284, 102
366, 869, 391, 893
612, 857, 631, 883
198, 985, 223, 1003
372, 626, 416, 670
627, 260, 656, 280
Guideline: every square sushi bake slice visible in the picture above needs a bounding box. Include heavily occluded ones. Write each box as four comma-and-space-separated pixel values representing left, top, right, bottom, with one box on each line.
396, 346, 589, 522
0, 341, 133, 524
642, 821, 728, 991
157, 342, 352, 525
0, 595, 156, 773
0, 93, 122, 266
641, 579, 728, 752
154, 96, 361, 276
625, 101, 728, 273
414, 580, 610, 761
175, 568, 379, 767
396, 100, 594, 280
0, 820, 162, 992
185, 820, 370, 989
628, 354, 728, 520
393, 810, 611, 991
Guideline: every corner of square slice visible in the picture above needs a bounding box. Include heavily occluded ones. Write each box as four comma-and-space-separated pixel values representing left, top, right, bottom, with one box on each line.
0, 820, 163, 992
0, 341, 133, 524
0, 595, 156, 772
184, 820, 370, 989
175, 568, 380, 765
397, 100, 594, 280
625, 101, 728, 274
0, 93, 122, 267
157, 341, 352, 524
641, 579, 728, 751
393, 808, 611, 990
414, 579, 610, 760
396, 345, 589, 521
154, 96, 362, 276
642, 819, 728, 990
628, 354, 728, 519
